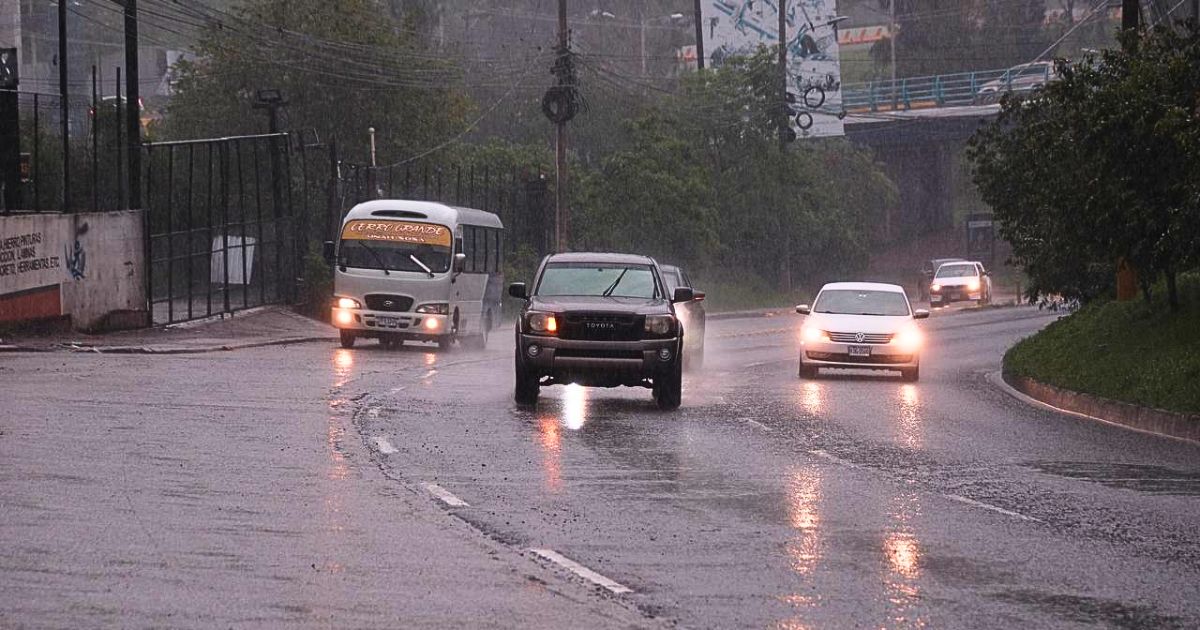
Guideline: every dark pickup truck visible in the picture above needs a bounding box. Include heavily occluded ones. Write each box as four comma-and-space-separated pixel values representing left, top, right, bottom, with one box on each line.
508, 253, 695, 410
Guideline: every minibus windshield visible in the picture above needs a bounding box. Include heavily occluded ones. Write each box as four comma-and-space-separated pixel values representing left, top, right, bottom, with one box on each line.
339, 220, 452, 273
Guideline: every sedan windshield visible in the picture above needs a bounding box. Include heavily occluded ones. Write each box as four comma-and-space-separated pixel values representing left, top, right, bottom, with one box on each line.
814, 289, 910, 316
936, 264, 978, 278
537, 263, 659, 299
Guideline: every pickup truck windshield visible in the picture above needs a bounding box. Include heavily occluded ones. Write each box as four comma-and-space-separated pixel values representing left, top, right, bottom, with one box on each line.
537, 263, 659, 299
814, 290, 910, 316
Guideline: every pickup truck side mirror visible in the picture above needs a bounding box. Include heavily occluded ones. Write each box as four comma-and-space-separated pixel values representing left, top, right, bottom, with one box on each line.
913, 309, 930, 320
692, 291, 706, 302
508, 282, 528, 299
795, 304, 811, 315
322, 241, 335, 264
672, 287, 694, 303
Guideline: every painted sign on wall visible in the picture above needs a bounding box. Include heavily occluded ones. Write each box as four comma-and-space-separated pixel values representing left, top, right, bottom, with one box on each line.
700, 0, 845, 138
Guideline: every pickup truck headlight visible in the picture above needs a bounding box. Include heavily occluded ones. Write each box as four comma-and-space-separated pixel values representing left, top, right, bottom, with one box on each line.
336, 297, 361, 309
527, 311, 558, 334
416, 303, 449, 314
644, 315, 676, 336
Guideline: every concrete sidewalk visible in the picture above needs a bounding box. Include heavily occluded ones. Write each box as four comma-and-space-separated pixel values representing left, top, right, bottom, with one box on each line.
0, 306, 337, 354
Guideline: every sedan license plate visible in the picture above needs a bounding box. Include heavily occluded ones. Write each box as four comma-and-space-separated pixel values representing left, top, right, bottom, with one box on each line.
848, 345, 871, 357
377, 316, 400, 328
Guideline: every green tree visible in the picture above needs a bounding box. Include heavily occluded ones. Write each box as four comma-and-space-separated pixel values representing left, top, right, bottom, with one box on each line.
970, 23, 1200, 309
165, 0, 470, 164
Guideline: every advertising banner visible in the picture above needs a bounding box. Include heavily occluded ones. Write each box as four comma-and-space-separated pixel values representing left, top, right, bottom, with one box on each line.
699, 0, 845, 138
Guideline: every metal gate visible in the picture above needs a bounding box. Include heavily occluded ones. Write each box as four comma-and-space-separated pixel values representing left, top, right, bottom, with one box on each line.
143, 133, 302, 325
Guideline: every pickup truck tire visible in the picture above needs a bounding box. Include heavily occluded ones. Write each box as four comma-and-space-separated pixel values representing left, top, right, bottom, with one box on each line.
514, 354, 540, 405
654, 357, 683, 410
339, 330, 356, 349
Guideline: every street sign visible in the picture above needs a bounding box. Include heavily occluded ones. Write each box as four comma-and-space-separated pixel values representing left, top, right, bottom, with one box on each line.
965, 213, 996, 263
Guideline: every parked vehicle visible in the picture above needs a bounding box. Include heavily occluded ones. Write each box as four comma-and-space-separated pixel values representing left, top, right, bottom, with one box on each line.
324, 200, 504, 350
509, 253, 694, 410
796, 282, 929, 382
930, 261, 992, 307
660, 264, 706, 371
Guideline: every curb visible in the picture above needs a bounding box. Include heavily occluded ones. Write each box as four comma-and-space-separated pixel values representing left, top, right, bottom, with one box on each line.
62, 335, 338, 355
987, 371, 1200, 444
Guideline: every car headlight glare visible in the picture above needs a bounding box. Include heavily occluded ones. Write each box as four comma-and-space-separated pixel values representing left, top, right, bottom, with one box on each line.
336, 297, 361, 309
644, 315, 675, 336
968, 279, 981, 291
528, 312, 558, 334
930, 283, 941, 292
895, 326, 923, 351
416, 303, 449, 314
802, 326, 829, 343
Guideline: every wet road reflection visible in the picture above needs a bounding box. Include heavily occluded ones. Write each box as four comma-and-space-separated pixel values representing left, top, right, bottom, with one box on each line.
894, 384, 923, 450
780, 465, 825, 626
535, 414, 563, 493
882, 491, 926, 628
562, 384, 589, 431
797, 381, 827, 417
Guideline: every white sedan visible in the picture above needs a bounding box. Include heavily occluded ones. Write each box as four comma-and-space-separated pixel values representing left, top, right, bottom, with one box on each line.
796, 282, 929, 382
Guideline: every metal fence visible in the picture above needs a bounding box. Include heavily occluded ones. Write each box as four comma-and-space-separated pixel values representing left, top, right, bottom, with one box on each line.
843, 66, 1048, 113
1, 66, 136, 214
143, 133, 300, 325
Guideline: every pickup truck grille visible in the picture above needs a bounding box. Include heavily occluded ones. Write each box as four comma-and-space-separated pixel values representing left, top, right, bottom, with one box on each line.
560, 313, 642, 341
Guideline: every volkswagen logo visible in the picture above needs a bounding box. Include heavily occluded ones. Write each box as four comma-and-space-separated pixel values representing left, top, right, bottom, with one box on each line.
855, 332, 866, 343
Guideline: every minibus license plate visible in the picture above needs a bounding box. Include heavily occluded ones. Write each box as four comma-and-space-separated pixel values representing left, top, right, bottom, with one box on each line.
377, 316, 400, 328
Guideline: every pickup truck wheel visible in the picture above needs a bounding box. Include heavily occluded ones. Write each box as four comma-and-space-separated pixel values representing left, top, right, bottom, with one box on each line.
339, 330, 356, 349
514, 354, 540, 405
654, 358, 683, 410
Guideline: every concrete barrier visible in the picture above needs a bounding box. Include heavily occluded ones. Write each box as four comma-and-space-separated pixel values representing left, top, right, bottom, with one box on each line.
1, 211, 146, 331
1003, 372, 1200, 444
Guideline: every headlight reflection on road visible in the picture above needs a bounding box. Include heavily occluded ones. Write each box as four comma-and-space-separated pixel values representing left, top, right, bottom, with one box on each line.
561, 384, 589, 431
895, 384, 922, 449
882, 491, 925, 626
780, 465, 825, 626
798, 381, 826, 417
535, 414, 563, 493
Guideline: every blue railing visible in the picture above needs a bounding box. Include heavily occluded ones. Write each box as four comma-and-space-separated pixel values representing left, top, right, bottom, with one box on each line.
841, 65, 1052, 113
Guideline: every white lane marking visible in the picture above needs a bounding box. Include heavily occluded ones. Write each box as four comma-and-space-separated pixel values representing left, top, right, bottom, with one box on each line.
367, 407, 381, 418
743, 358, 793, 369
529, 548, 633, 595
369, 436, 398, 455
944, 494, 1041, 523
809, 449, 860, 469
421, 482, 470, 508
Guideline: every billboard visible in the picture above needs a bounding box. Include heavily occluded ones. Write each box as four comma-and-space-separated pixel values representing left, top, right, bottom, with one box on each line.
700, 0, 845, 138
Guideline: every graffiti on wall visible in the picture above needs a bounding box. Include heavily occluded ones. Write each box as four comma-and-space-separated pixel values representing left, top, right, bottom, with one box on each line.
701, 0, 845, 138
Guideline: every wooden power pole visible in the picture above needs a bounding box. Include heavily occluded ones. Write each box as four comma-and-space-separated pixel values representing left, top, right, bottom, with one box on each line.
555, 0, 568, 253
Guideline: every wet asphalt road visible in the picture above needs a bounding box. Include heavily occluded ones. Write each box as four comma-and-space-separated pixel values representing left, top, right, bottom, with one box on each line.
3, 305, 1200, 629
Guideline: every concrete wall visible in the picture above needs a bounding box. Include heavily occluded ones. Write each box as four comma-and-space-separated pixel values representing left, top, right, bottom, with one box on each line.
0, 210, 146, 331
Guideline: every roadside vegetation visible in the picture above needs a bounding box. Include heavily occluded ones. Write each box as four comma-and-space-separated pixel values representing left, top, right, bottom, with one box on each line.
1004, 275, 1200, 415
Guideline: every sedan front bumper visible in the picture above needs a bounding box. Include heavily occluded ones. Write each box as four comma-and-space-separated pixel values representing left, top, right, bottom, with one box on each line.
800, 339, 919, 370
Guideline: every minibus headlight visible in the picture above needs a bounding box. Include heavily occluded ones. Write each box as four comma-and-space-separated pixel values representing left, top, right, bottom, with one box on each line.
336, 297, 361, 309
416, 303, 449, 315
644, 315, 676, 336
527, 312, 558, 334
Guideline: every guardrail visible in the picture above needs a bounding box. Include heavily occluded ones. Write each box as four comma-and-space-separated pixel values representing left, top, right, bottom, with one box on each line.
842, 65, 1052, 113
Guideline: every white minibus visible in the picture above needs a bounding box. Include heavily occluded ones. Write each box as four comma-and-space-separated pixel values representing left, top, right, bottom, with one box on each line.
324, 200, 504, 350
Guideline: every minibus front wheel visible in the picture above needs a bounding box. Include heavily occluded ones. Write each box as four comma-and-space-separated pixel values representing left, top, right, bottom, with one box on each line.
339, 330, 356, 349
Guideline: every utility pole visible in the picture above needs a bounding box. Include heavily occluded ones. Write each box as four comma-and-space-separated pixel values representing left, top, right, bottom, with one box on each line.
58, 0, 69, 212
693, 0, 705, 70
1123, 0, 1140, 30
639, 3, 647, 77
890, 0, 897, 110
254, 89, 287, 215
778, 0, 792, 292
555, 0, 568, 252
125, 0, 141, 210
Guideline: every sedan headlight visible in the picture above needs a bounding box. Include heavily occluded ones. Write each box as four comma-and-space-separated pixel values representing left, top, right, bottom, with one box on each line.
416, 303, 449, 314
801, 326, 829, 343
336, 297, 361, 309
930, 283, 942, 292
895, 325, 923, 352
644, 315, 676, 336
967, 279, 981, 292
527, 311, 558, 334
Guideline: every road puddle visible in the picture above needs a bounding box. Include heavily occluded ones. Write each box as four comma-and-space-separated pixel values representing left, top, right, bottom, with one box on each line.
1030, 462, 1200, 495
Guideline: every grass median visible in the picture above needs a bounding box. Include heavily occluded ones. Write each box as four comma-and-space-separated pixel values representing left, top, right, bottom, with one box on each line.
1003, 274, 1200, 415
